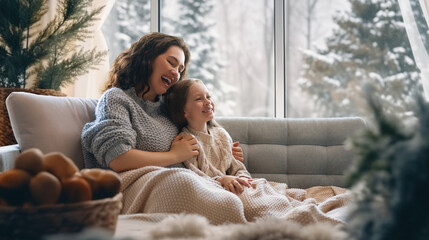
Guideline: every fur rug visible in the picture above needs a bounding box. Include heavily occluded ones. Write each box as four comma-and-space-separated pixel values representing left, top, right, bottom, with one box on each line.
120, 214, 348, 240
47, 213, 347, 240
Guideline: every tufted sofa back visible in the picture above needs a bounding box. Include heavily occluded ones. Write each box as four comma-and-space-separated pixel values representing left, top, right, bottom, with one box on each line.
216, 117, 366, 188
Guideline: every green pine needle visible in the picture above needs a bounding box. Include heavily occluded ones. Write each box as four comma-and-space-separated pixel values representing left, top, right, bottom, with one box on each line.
0, 0, 106, 89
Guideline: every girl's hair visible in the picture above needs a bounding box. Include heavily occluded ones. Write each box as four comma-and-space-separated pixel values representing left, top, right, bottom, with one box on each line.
165, 78, 219, 131
105, 32, 191, 97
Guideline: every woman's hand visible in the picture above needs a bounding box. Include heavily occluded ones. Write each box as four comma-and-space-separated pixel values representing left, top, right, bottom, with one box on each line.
232, 142, 244, 162
169, 133, 199, 162
216, 176, 251, 194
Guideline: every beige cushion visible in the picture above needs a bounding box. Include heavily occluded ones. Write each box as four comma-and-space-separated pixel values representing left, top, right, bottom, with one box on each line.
6, 92, 98, 169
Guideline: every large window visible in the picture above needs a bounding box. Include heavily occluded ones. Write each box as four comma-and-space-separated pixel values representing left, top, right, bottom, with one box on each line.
285, 0, 350, 118
102, 0, 151, 65
293, 0, 428, 119
102, 0, 429, 119
161, 0, 275, 117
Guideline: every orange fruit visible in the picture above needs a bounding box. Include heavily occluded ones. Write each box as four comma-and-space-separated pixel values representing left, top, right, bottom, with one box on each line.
14, 148, 45, 175
30, 172, 61, 205
61, 176, 92, 203
43, 152, 79, 181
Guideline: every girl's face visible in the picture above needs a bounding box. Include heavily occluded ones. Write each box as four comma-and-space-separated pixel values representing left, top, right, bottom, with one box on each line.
184, 82, 215, 132
144, 46, 185, 101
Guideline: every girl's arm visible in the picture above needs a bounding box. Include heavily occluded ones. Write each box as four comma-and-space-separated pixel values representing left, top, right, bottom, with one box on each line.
227, 157, 252, 179
216, 175, 251, 194
184, 157, 213, 179
109, 134, 199, 172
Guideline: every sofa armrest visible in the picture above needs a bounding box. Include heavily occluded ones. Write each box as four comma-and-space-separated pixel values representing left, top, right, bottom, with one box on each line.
0, 144, 20, 172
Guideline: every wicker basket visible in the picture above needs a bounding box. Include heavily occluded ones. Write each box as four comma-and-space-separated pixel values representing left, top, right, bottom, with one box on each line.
0, 193, 123, 240
0, 88, 66, 147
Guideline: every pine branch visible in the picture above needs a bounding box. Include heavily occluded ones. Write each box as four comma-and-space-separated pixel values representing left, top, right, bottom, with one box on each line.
345, 85, 411, 188
34, 43, 106, 90
22, 0, 46, 85
29, 0, 104, 68
0, 0, 48, 87
0, 0, 106, 89
345, 85, 429, 240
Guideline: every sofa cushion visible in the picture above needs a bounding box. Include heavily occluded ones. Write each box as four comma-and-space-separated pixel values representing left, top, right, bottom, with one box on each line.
216, 117, 366, 188
6, 92, 98, 169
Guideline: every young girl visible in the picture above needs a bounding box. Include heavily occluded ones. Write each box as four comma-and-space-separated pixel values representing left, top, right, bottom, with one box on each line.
165, 78, 252, 194
165, 79, 350, 224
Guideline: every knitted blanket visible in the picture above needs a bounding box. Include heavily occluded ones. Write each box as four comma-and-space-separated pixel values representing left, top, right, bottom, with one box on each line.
119, 166, 350, 226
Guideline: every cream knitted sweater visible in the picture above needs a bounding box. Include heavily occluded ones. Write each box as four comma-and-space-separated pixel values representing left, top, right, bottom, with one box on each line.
182, 126, 251, 179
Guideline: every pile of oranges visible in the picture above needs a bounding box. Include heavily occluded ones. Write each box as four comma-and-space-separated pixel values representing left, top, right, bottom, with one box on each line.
0, 148, 121, 207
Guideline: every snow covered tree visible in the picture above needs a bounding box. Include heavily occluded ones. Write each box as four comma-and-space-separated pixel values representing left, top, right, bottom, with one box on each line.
162, 0, 224, 100
299, 0, 428, 118
102, 0, 150, 63
115, 0, 150, 48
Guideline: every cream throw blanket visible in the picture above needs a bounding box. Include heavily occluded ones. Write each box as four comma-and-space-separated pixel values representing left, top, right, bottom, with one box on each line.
119, 166, 351, 226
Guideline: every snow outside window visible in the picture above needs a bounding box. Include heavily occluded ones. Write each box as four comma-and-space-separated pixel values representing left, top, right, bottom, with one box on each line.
102, 0, 152, 66
161, 0, 275, 117
296, 0, 428, 119
102, 0, 427, 120
398, 0, 429, 101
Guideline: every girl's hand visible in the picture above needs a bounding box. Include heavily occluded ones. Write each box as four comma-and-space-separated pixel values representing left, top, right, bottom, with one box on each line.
216, 176, 251, 194
169, 133, 199, 162
232, 142, 244, 162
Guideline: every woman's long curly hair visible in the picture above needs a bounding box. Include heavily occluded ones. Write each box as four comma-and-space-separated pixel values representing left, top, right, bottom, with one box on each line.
105, 32, 190, 97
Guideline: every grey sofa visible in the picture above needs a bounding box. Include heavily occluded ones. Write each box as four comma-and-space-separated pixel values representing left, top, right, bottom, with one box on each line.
0, 92, 365, 189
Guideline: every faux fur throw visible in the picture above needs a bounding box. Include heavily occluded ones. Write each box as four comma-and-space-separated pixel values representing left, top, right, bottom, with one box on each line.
119, 166, 350, 226
115, 213, 348, 240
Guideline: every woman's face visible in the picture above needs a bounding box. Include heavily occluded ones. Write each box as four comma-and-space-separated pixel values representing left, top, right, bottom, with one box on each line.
184, 82, 215, 132
144, 46, 185, 101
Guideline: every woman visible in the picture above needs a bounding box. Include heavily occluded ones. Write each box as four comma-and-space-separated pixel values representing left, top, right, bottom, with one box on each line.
81, 33, 249, 225
81, 32, 242, 172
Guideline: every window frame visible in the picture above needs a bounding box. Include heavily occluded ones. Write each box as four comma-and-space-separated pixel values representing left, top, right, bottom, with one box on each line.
152, 0, 287, 118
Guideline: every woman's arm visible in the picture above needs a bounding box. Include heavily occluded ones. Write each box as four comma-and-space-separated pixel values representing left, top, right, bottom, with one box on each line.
227, 154, 252, 179
109, 133, 199, 172
232, 142, 244, 162
223, 130, 250, 178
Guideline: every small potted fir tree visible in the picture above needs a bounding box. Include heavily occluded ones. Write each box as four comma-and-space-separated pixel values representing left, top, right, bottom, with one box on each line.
0, 0, 106, 146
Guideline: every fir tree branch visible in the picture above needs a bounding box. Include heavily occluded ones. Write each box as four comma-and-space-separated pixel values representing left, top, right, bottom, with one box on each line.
29, 0, 103, 67
0, 0, 106, 88
34, 44, 106, 90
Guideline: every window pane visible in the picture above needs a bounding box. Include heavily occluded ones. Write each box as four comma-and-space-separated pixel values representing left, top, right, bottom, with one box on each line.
161, 0, 275, 117
102, 0, 151, 66
288, 0, 428, 119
